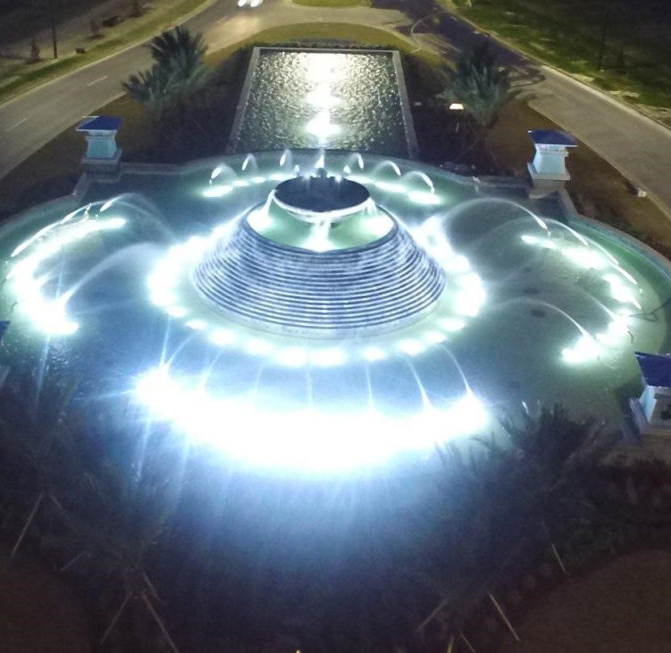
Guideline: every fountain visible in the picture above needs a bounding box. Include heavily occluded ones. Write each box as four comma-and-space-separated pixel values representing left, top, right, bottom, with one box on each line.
1, 150, 670, 474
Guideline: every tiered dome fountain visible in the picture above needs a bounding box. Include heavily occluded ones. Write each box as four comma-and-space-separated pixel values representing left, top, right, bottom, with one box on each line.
194, 170, 446, 336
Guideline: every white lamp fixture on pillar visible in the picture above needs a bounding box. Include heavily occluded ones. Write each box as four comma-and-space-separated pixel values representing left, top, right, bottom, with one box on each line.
76, 115, 123, 171
527, 129, 577, 198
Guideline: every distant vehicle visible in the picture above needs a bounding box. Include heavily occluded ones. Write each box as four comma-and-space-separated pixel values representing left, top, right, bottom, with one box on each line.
237, 0, 263, 7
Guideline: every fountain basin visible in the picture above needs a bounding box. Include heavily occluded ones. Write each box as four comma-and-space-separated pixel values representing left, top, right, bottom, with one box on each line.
1, 150, 670, 473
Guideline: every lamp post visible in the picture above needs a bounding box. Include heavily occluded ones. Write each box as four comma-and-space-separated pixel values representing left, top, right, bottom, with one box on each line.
597, 0, 612, 71
48, 0, 58, 59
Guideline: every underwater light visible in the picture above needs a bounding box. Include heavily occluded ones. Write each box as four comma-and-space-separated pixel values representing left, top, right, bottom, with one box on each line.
135, 367, 489, 472
305, 111, 340, 139
9, 215, 126, 335
363, 346, 386, 362
408, 190, 441, 206
562, 334, 600, 364
203, 184, 233, 198
210, 328, 237, 346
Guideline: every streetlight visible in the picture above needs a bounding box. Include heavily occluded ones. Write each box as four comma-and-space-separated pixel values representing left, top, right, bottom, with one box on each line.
597, 0, 612, 71
48, 0, 58, 59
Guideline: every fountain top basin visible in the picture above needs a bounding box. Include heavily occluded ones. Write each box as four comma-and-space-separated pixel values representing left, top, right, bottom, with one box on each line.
273, 169, 371, 223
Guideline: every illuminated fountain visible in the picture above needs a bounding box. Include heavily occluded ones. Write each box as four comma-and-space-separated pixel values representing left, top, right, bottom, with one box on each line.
194, 170, 445, 334
2, 150, 671, 474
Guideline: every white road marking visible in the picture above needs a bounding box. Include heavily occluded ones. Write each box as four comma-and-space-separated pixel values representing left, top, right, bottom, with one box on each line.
5, 118, 26, 132
86, 75, 108, 87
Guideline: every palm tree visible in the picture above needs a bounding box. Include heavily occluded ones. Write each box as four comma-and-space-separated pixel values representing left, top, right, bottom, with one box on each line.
123, 67, 174, 120
438, 42, 517, 163
123, 26, 210, 121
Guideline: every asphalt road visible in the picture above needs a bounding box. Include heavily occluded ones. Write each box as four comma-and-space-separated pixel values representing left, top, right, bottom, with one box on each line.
1, 0, 671, 219
0, 0, 240, 180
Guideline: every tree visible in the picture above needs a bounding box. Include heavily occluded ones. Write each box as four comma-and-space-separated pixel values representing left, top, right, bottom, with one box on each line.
123, 26, 210, 122
130, 0, 143, 17
62, 426, 183, 652
438, 42, 517, 164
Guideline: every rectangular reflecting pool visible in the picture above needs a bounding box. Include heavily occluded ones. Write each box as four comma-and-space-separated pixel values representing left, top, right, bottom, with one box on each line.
229, 48, 417, 157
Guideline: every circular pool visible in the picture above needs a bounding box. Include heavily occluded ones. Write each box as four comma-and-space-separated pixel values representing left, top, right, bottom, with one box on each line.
1, 150, 669, 474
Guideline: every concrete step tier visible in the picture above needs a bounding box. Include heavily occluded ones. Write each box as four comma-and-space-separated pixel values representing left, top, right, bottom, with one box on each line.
192, 218, 446, 336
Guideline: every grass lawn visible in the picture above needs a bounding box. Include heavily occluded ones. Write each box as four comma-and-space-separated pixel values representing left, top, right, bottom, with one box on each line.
0, 0, 211, 105
497, 549, 671, 653
205, 22, 440, 67
448, 0, 671, 125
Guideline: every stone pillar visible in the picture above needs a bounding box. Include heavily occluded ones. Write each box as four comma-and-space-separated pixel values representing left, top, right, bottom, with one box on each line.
630, 352, 671, 436
527, 129, 577, 198
76, 116, 123, 172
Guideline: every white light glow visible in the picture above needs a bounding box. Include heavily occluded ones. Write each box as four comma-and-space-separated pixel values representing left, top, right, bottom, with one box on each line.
306, 87, 341, 109
209, 328, 237, 346
442, 254, 471, 273
603, 273, 641, 308
167, 306, 188, 318
245, 338, 274, 356
310, 347, 347, 367
9, 216, 126, 335
423, 330, 447, 344
363, 346, 386, 362
305, 111, 340, 139
439, 318, 466, 332
375, 181, 404, 194
203, 184, 233, 198
275, 347, 309, 367
562, 334, 600, 364
186, 319, 207, 331
398, 339, 425, 356
408, 190, 441, 206
135, 367, 489, 472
